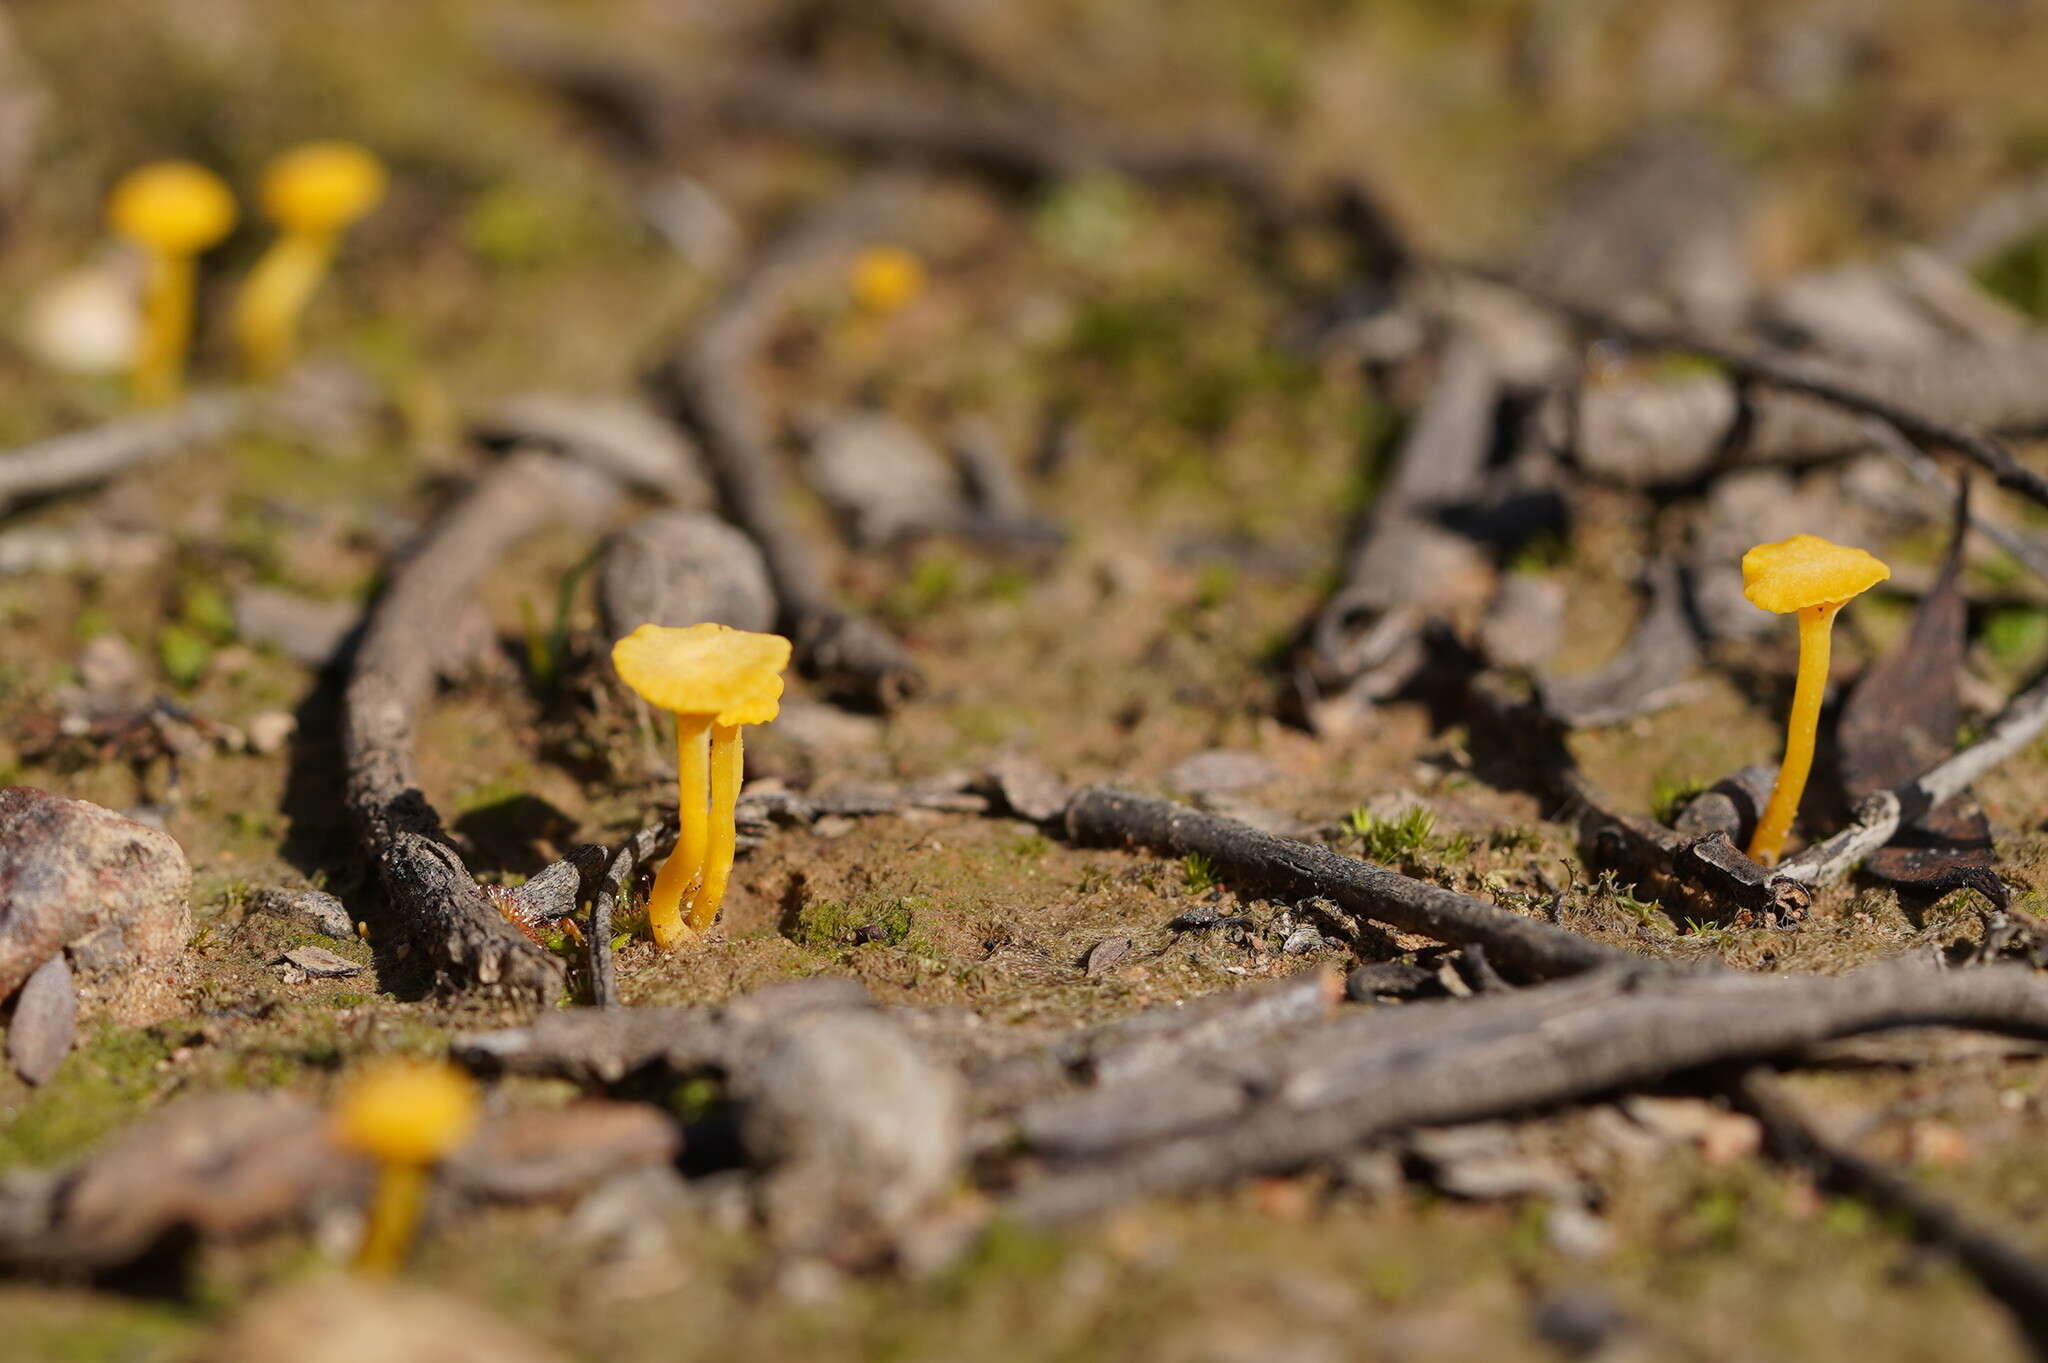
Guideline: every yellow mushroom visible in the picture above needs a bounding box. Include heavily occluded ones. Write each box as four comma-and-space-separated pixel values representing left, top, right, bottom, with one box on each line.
330, 1060, 480, 1276
234, 140, 387, 379
105, 161, 237, 405
849, 244, 925, 316
612, 622, 791, 947
1740, 533, 1890, 866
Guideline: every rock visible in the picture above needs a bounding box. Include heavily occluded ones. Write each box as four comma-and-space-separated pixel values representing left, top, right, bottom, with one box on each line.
984, 754, 1070, 823
1165, 749, 1281, 796
597, 508, 776, 645
247, 886, 356, 941
0, 787, 191, 1024
6, 953, 75, 1084
735, 1008, 966, 1251
446, 1103, 681, 1205
1280, 926, 1327, 956
1530, 1285, 1630, 1359
800, 411, 966, 547
770, 699, 883, 754
233, 586, 361, 667
213, 1280, 572, 1363
277, 946, 363, 979
76, 634, 144, 700
1084, 937, 1132, 976
246, 710, 297, 756
1477, 574, 1566, 671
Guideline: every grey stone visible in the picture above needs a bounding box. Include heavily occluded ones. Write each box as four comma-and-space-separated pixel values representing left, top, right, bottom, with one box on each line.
232, 585, 360, 667
246, 710, 297, 756
1166, 749, 1281, 796
76, 634, 143, 699
248, 886, 356, 941
735, 1008, 965, 1250
278, 946, 363, 979
6, 953, 74, 1084
597, 508, 775, 644
800, 411, 965, 547
0, 787, 191, 1024
985, 755, 1070, 823
1084, 937, 1132, 976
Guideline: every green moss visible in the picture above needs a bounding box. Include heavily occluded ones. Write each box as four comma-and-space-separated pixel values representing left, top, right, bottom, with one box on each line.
0, 1025, 175, 1169
0, 1293, 195, 1363
793, 894, 940, 957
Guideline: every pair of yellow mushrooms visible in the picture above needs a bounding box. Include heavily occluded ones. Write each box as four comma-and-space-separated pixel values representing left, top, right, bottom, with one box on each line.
104, 141, 385, 404
325, 622, 792, 1275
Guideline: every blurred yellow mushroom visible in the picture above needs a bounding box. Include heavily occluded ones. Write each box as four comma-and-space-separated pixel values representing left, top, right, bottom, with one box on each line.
849, 244, 924, 316
106, 161, 236, 404
331, 1060, 479, 1276
1740, 533, 1890, 866
234, 140, 386, 379
612, 622, 790, 947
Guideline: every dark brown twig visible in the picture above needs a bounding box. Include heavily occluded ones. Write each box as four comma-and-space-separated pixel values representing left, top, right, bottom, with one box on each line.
343, 450, 619, 1000
648, 178, 925, 708
1061, 785, 1632, 982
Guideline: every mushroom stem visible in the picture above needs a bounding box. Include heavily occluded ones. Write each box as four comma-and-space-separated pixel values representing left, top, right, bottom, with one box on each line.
353, 1159, 428, 1276
235, 228, 336, 379
1748, 601, 1839, 866
134, 250, 196, 406
687, 722, 743, 932
646, 714, 711, 949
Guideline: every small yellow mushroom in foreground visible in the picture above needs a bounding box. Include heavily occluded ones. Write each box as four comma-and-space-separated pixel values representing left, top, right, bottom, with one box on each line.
613, 622, 791, 947
1740, 533, 1890, 866
330, 1060, 479, 1275
234, 140, 387, 379
849, 244, 925, 316
106, 161, 237, 404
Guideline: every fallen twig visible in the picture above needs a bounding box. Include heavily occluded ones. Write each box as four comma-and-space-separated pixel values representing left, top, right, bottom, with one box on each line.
343, 450, 620, 1000
0, 392, 247, 516
648, 178, 925, 708
1302, 330, 1499, 716
1061, 785, 1633, 982
1004, 962, 2048, 1224
1462, 671, 1812, 923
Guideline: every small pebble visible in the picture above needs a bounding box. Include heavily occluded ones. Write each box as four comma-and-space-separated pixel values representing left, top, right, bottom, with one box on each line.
246, 710, 297, 756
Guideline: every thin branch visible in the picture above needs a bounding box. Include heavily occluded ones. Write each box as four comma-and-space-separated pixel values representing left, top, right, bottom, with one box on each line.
0, 393, 247, 516
648, 178, 924, 708
343, 450, 620, 1000
1003, 962, 2048, 1224
1060, 785, 1633, 982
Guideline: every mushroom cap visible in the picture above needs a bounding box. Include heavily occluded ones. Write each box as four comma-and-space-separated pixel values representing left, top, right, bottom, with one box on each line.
331, 1061, 480, 1165
849, 244, 924, 315
107, 162, 237, 254
612, 622, 791, 725
261, 141, 387, 235
1741, 533, 1890, 614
